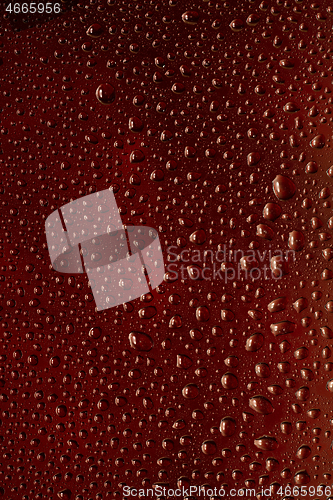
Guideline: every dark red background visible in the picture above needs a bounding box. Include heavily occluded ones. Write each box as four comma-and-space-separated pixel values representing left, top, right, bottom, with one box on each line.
1, 0, 333, 498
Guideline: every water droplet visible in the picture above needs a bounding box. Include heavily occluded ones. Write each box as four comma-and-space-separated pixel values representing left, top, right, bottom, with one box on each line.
89, 326, 102, 339
245, 333, 264, 352
263, 202, 282, 221
182, 10, 199, 24
305, 161, 318, 173
57, 490, 72, 500
294, 470, 310, 485
196, 306, 210, 322
97, 398, 110, 411
270, 255, 289, 277
273, 174, 296, 200
56, 405, 67, 418
130, 149, 145, 163
295, 387, 310, 401
229, 19, 245, 31
182, 384, 199, 399
307, 408, 321, 419
293, 297, 308, 313
280, 422, 292, 435
270, 321, 295, 336
220, 417, 236, 437
128, 332, 153, 351
283, 102, 300, 113
221, 372, 238, 390
49, 356, 60, 368
201, 440, 217, 455
177, 354, 193, 369
254, 436, 278, 451
246, 13, 260, 25
310, 134, 325, 149
96, 83, 115, 105
255, 363, 270, 378
129, 116, 143, 132
189, 229, 206, 245
256, 224, 274, 240
249, 396, 273, 415
267, 297, 287, 313
247, 152, 261, 166
288, 230, 305, 251
86, 23, 103, 37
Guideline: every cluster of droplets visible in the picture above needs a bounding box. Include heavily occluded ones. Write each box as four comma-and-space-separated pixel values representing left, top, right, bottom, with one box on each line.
2, 0, 333, 497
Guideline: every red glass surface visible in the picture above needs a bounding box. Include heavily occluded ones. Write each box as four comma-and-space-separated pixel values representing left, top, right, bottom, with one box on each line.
1, 0, 333, 499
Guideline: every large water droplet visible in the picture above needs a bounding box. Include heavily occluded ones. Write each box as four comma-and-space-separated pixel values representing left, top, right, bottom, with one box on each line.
273, 174, 296, 200
220, 417, 236, 437
249, 395, 273, 415
96, 83, 115, 105
310, 134, 325, 149
288, 230, 305, 251
128, 331, 153, 351
182, 10, 199, 24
